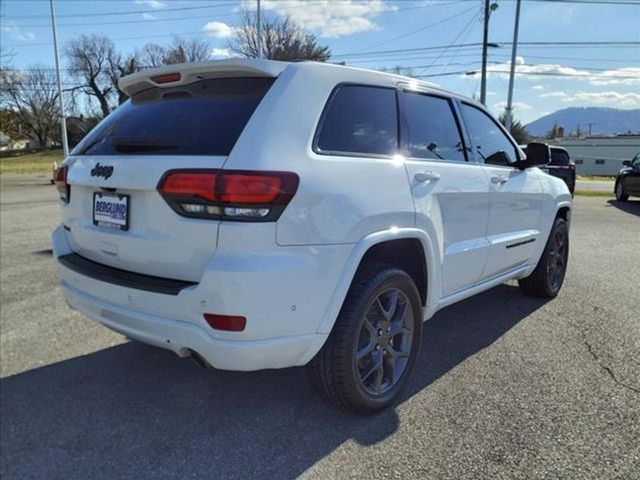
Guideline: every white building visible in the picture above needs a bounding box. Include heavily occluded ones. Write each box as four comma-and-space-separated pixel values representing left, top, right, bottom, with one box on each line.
555, 135, 640, 176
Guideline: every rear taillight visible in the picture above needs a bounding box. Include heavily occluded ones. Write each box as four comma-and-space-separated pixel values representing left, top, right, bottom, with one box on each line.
569, 163, 576, 170
157, 170, 299, 221
54, 165, 70, 203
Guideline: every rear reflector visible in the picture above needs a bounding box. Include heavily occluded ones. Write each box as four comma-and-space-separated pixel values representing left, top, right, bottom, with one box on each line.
157, 170, 299, 222
54, 165, 70, 203
151, 72, 181, 84
204, 314, 246, 332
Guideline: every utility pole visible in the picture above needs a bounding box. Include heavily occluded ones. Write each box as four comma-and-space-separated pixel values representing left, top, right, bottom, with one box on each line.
480, 0, 491, 105
504, 0, 522, 131
50, 0, 68, 158
256, 0, 262, 59
480, 2, 498, 105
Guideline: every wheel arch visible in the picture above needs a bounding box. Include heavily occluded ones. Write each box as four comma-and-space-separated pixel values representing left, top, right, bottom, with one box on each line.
316, 228, 440, 335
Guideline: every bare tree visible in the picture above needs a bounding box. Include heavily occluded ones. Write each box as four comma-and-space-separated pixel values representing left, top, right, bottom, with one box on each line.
65, 34, 117, 117
229, 10, 330, 62
0, 65, 61, 146
140, 43, 167, 68
107, 51, 141, 105
138, 36, 211, 68
164, 36, 211, 64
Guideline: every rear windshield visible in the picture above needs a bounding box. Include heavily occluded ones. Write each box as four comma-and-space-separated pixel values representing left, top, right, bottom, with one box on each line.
550, 149, 571, 165
72, 77, 274, 156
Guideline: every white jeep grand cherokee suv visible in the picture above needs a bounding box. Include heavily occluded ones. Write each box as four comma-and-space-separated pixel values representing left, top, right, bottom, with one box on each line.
53, 59, 571, 412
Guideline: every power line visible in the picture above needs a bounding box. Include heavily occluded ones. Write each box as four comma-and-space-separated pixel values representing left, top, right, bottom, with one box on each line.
350, 4, 480, 54
9, 12, 239, 29
3, 3, 237, 20
333, 41, 640, 58
426, 7, 482, 73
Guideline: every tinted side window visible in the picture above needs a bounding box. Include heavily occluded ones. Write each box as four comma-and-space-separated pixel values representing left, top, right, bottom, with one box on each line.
399, 92, 465, 162
73, 77, 274, 156
550, 149, 570, 165
460, 104, 518, 166
316, 85, 397, 156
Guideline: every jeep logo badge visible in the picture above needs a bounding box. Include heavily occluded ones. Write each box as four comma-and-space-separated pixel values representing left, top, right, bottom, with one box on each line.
90, 163, 114, 180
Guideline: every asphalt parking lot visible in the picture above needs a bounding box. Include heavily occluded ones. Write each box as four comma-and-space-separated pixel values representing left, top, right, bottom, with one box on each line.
1, 174, 639, 479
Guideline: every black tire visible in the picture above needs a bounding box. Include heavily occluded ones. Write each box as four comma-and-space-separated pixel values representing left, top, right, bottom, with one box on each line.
307, 263, 422, 413
615, 180, 629, 202
518, 217, 569, 298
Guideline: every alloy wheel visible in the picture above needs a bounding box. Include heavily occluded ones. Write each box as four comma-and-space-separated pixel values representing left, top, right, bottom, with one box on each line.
355, 288, 414, 396
547, 227, 567, 291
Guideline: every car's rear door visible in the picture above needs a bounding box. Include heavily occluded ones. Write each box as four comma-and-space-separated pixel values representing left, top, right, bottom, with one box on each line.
60, 76, 275, 282
458, 102, 544, 279
399, 89, 492, 296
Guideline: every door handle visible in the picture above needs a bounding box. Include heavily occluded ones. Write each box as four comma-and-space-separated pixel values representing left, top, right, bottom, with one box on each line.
414, 171, 441, 182
491, 175, 508, 184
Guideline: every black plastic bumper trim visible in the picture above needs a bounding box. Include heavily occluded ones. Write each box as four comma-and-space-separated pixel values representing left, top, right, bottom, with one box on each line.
58, 252, 197, 295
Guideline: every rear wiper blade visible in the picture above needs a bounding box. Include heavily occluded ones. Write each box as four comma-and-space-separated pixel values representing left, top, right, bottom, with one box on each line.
111, 138, 179, 153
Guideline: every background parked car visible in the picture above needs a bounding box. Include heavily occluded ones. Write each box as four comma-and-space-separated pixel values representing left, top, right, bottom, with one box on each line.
522, 144, 575, 195
615, 152, 640, 201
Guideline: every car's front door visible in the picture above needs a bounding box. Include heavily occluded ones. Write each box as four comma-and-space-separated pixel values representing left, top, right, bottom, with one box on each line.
459, 102, 544, 280
399, 90, 492, 296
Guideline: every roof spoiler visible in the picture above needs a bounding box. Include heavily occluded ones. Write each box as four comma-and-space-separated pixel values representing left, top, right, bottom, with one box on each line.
119, 59, 289, 97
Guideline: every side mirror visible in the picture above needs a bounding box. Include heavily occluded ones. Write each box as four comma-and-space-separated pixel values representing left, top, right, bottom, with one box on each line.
515, 142, 550, 169
622, 160, 631, 167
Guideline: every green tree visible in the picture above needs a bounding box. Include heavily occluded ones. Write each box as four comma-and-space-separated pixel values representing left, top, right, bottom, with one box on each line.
499, 111, 530, 144
544, 121, 558, 140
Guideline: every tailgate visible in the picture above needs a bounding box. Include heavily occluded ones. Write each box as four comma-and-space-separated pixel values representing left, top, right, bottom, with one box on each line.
63, 155, 225, 282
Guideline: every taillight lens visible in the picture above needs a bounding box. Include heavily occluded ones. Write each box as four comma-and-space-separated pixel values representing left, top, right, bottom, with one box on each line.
151, 72, 181, 84
157, 170, 299, 221
54, 165, 70, 203
203, 313, 246, 332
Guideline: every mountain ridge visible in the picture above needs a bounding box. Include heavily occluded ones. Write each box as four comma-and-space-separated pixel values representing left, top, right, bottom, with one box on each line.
526, 107, 640, 137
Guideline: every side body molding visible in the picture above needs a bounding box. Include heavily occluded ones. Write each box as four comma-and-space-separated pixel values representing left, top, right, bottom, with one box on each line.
316, 228, 441, 334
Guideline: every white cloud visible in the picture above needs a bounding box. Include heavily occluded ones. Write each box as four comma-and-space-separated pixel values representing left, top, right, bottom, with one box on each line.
141, 12, 156, 20
493, 101, 532, 110
474, 58, 640, 86
134, 0, 166, 9
589, 67, 640, 86
540, 91, 568, 98
1, 22, 35, 41
211, 48, 233, 59
245, 0, 396, 38
203, 21, 234, 39
531, 85, 545, 91
562, 91, 640, 108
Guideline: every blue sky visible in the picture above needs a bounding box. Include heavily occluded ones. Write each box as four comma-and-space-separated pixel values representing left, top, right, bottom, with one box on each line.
2, 0, 639, 124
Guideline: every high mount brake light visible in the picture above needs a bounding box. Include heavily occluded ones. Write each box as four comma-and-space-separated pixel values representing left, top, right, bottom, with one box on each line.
157, 170, 299, 222
151, 72, 181, 84
54, 165, 70, 203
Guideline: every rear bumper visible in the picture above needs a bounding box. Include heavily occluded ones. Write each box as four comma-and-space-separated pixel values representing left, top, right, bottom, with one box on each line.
61, 281, 327, 371
52, 225, 349, 371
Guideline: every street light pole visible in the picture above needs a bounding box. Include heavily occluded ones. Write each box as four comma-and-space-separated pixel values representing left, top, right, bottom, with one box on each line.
256, 0, 262, 59
50, 0, 68, 158
505, 0, 522, 131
